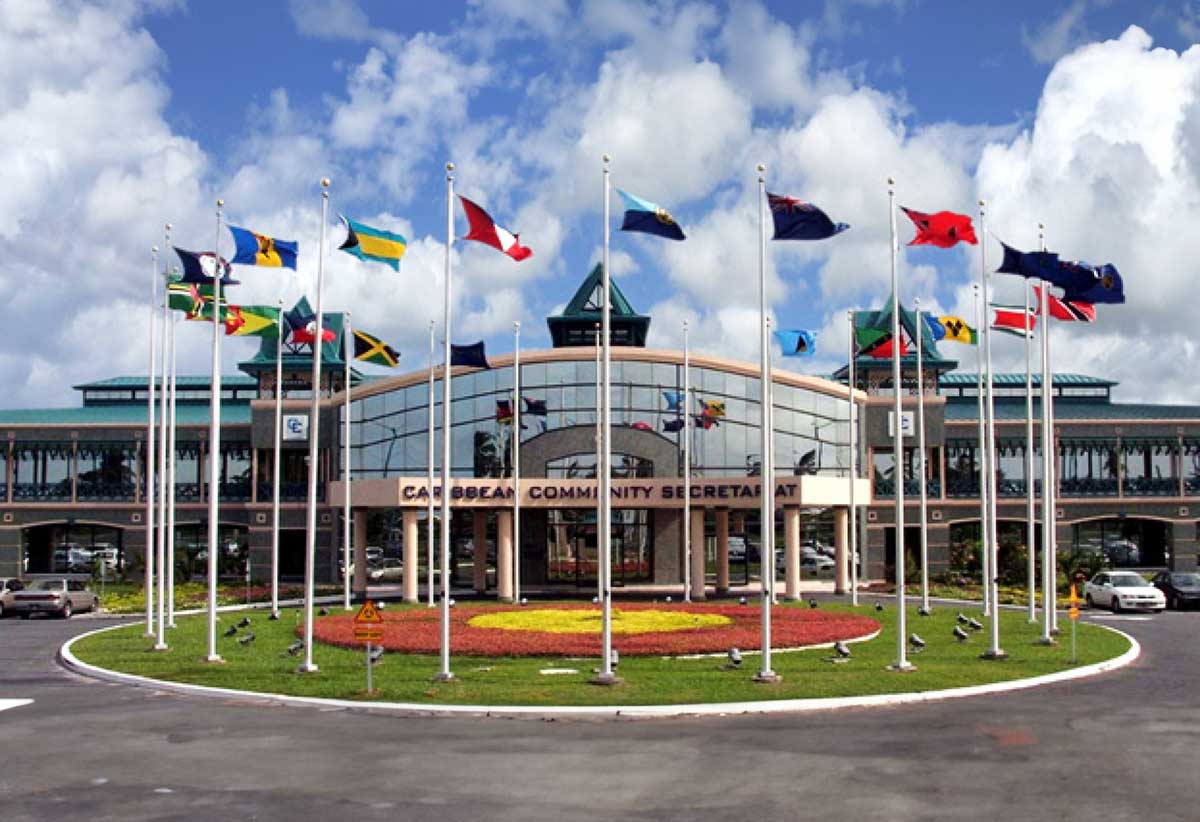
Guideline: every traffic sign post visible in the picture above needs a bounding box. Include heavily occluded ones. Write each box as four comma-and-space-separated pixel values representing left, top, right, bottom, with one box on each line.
1068, 584, 1080, 664
354, 600, 384, 694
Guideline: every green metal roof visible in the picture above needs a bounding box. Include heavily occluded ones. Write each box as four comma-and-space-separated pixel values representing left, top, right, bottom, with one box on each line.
240, 297, 357, 377
939, 372, 1117, 388
546, 264, 650, 347
945, 401, 1200, 422
74, 375, 258, 390
0, 403, 252, 426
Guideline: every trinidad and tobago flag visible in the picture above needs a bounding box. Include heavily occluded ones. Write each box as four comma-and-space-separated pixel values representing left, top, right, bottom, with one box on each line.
1034, 284, 1096, 322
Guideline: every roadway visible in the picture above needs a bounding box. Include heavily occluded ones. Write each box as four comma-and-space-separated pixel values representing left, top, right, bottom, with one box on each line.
0, 607, 1195, 821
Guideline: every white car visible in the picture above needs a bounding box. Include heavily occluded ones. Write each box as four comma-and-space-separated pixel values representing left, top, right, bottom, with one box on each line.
1084, 571, 1165, 613
369, 558, 404, 582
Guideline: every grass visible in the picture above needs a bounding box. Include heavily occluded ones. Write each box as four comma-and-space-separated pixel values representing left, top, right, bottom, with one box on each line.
94, 581, 340, 614
70, 600, 1130, 707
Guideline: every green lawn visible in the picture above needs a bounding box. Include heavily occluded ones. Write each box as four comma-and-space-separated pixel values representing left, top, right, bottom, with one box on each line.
71, 601, 1130, 707
95, 581, 340, 614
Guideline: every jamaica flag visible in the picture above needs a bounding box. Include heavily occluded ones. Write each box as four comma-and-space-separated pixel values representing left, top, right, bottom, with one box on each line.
353, 328, 400, 367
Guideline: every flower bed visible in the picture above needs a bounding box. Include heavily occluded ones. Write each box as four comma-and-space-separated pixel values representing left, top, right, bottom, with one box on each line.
310, 603, 880, 656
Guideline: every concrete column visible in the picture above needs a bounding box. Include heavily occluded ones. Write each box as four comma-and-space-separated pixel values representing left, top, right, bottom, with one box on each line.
473, 510, 488, 593
715, 508, 730, 595
689, 506, 706, 601
496, 509, 513, 602
352, 509, 368, 600
834, 506, 849, 595
784, 505, 801, 600
402, 509, 419, 603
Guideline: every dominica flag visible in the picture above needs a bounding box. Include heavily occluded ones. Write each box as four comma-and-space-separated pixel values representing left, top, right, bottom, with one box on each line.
339, 216, 407, 270
167, 281, 206, 316
228, 226, 298, 269
352, 328, 400, 367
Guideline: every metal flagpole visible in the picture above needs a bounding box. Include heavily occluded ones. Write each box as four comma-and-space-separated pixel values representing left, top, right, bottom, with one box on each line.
145, 244, 159, 638
342, 311, 352, 610
887, 177, 912, 671
755, 164, 778, 682
593, 154, 617, 685
513, 321, 522, 603
594, 322, 602, 606
167, 306, 179, 628
154, 261, 171, 650
683, 318, 691, 603
848, 310, 859, 606
299, 179, 330, 674
1038, 223, 1057, 644
980, 201, 1006, 660
205, 200, 224, 664
914, 299, 930, 615
270, 299, 283, 619
974, 284, 991, 617
427, 320, 436, 608
436, 163, 455, 682
765, 317, 777, 607
1024, 279, 1037, 623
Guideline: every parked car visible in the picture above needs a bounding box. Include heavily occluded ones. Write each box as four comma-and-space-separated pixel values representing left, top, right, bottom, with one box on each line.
0, 577, 26, 618
727, 536, 747, 562
366, 546, 384, 564
1150, 571, 1200, 610
368, 558, 404, 583
9, 578, 100, 618
1083, 571, 1165, 613
91, 545, 119, 575
1102, 538, 1141, 566
802, 554, 836, 573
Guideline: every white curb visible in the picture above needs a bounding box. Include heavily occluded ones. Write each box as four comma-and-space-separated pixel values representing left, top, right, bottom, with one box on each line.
58, 620, 1140, 720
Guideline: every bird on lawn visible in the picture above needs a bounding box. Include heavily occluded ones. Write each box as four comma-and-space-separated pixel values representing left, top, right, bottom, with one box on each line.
318, 607, 329, 616
222, 625, 238, 637
834, 641, 851, 659
286, 640, 304, 656
874, 602, 884, 612
909, 633, 926, 652
968, 617, 984, 631
953, 626, 970, 643
808, 599, 819, 609
956, 612, 970, 625
237, 616, 251, 628
237, 632, 255, 646
918, 606, 932, 617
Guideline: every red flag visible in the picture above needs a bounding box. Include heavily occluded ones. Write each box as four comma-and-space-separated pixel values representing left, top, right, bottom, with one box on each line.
1034, 284, 1095, 322
223, 305, 245, 335
900, 207, 978, 248
291, 321, 335, 345
459, 195, 533, 261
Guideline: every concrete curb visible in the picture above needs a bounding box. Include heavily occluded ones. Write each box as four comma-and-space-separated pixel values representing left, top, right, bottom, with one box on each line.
58, 621, 1140, 720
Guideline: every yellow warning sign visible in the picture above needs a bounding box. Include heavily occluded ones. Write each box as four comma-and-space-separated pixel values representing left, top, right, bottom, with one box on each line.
354, 600, 383, 625
355, 626, 383, 642
1069, 606, 1080, 621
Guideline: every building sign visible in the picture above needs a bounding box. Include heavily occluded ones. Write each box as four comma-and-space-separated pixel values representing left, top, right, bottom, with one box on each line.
283, 414, 309, 441
887, 411, 914, 438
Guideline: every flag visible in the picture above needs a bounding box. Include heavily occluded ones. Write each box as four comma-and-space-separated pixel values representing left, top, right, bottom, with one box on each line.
663, 390, 685, 411
450, 341, 490, 369
339, 216, 407, 270
900, 207, 977, 248
495, 400, 514, 424
662, 418, 685, 433
767, 193, 849, 240
631, 421, 652, 432
923, 314, 947, 341
773, 329, 816, 356
523, 397, 548, 416
995, 242, 1125, 304
694, 413, 719, 430
227, 225, 298, 269
167, 281, 206, 316
989, 304, 1037, 338
616, 189, 686, 241
353, 328, 400, 367
699, 399, 726, 419
174, 248, 237, 286
936, 315, 977, 345
458, 196, 532, 261
1034, 284, 1096, 322
285, 305, 335, 344
223, 305, 246, 335
855, 326, 908, 357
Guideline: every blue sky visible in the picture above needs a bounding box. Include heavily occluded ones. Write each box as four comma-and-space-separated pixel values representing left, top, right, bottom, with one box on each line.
4, 0, 1200, 406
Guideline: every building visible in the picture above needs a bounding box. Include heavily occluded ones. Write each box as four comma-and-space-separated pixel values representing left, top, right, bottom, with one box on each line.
1, 273, 1196, 599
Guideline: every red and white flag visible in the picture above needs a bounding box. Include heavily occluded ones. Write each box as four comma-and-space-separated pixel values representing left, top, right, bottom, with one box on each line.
989, 304, 1038, 338
458, 195, 533, 261
1035, 284, 1095, 322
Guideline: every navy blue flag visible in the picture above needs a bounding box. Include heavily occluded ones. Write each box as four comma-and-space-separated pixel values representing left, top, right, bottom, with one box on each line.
450, 341, 490, 369
174, 247, 238, 286
767, 193, 849, 241
773, 329, 816, 356
662, 417, 685, 433
523, 397, 547, 415
617, 189, 686, 241
996, 242, 1125, 304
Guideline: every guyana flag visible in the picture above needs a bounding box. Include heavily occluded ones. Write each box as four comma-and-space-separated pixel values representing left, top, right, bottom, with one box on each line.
226, 305, 282, 337
352, 328, 400, 367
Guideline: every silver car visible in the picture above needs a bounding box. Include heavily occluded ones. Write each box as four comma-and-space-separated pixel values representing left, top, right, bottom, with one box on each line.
0, 577, 26, 618
9, 578, 99, 618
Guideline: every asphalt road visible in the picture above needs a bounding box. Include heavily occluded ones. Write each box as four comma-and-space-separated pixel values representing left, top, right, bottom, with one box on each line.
0, 608, 1196, 822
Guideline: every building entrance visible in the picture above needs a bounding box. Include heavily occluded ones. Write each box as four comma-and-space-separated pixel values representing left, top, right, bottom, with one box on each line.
546, 508, 653, 587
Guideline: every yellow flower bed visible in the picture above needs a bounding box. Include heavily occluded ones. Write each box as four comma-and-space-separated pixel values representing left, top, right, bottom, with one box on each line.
468, 608, 732, 635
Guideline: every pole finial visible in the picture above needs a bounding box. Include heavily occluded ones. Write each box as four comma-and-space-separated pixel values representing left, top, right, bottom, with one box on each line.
216, 199, 224, 209
887, 176, 895, 186
165, 222, 172, 232
321, 177, 331, 188
152, 245, 158, 253
756, 163, 766, 173
514, 320, 520, 332
444, 162, 454, 174
978, 198, 986, 210
1038, 222, 1045, 230
914, 297, 921, 308
602, 153, 610, 164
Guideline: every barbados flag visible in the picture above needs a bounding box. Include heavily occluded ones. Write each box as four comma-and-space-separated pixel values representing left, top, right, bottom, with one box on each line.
339, 216, 407, 270
228, 226, 298, 269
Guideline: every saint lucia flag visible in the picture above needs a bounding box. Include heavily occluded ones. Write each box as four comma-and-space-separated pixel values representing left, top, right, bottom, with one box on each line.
228, 226, 298, 269
617, 189, 686, 241
339, 216, 407, 270
773, 329, 816, 356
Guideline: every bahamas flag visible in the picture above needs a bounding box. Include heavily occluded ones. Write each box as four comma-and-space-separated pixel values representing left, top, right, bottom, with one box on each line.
228, 226, 298, 269
339, 216, 407, 270
353, 328, 400, 367
227, 305, 282, 337
617, 189, 686, 241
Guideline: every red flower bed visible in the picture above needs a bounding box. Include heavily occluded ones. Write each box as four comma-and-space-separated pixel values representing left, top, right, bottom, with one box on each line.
310, 603, 880, 657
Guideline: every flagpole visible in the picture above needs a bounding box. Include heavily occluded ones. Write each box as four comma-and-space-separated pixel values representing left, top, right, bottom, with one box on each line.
848, 309, 859, 607
145, 244, 159, 639
342, 311, 352, 610
512, 320, 521, 603
167, 306, 178, 628
594, 322, 601, 604
427, 320, 436, 608
436, 163, 455, 683
914, 298, 929, 615
205, 200, 224, 664
271, 298, 283, 619
755, 163, 778, 682
1038, 223, 1057, 644
1024, 278, 1037, 623
765, 317, 777, 607
980, 200, 1006, 660
299, 179, 330, 674
593, 154, 617, 685
887, 177, 911, 672
974, 283, 991, 617
682, 318, 691, 603
154, 254, 171, 650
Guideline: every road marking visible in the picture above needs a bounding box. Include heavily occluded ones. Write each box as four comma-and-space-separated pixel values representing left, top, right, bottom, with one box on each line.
1089, 615, 1152, 621
0, 699, 33, 713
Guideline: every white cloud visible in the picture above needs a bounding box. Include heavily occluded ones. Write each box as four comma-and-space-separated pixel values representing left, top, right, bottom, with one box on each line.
1021, 0, 1092, 64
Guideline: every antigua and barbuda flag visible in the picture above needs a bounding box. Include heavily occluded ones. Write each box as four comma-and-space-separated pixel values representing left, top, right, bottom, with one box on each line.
228, 225, 298, 269
339, 216, 407, 270
767, 193, 849, 241
174, 247, 238, 286
773, 329, 816, 356
900, 207, 977, 248
989, 304, 1038, 339
1034, 284, 1095, 322
458, 196, 532, 261
617, 189, 686, 241
450, 340, 490, 369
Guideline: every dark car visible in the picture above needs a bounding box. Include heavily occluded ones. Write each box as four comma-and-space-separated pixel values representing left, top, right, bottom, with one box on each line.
1151, 571, 1200, 610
